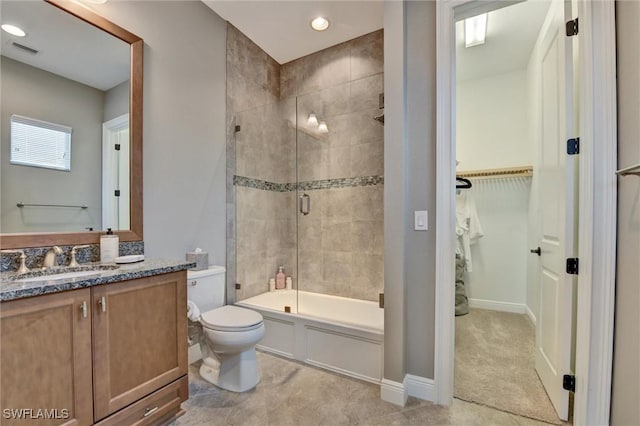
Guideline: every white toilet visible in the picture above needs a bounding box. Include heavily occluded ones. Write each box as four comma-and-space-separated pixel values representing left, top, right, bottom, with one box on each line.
187, 266, 265, 392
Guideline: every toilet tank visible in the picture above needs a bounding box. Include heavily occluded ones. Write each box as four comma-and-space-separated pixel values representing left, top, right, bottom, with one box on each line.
187, 266, 226, 313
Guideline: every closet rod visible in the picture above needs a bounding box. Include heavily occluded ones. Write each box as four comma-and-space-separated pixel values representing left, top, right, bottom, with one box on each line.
456, 166, 533, 179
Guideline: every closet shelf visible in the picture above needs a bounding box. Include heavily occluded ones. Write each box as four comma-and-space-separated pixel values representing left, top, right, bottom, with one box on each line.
456, 166, 533, 179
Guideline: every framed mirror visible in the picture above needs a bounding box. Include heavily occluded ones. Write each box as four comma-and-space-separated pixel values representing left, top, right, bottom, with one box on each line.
0, 0, 143, 249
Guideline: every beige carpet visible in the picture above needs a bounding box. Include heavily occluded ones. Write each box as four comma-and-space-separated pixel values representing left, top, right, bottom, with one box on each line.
454, 309, 562, 425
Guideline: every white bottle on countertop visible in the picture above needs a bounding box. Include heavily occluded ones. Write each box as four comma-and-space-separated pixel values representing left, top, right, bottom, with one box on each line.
100, 228, 119, 263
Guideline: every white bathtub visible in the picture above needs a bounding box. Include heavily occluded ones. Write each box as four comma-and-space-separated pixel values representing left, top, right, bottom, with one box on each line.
236, 290, 384, 383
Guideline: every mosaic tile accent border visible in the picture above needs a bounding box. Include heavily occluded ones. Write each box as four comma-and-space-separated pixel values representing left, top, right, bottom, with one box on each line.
233, 176, 296, 192
233, 175, 384, 192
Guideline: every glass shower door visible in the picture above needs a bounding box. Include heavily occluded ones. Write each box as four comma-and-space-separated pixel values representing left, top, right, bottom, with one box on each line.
234, 97, 298, 312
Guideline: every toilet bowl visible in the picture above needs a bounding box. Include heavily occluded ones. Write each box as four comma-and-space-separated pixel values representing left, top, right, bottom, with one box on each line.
198, 305, 265, 392
187, 267, 264, 393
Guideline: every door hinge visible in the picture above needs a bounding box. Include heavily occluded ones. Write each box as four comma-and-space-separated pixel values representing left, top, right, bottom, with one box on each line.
567, 138, 580, 155
114, 190, 120, 197
566, 258, 579, 275
235, 125, 241, 133
114, 144, 121, 151
379, 293, 384, 309
235, 283, 241, 290
566, 18, 579, 37
563, 374, 576, 392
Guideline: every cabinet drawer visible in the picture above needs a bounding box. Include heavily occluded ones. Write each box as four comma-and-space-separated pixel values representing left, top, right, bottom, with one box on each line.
95, 376, 188, 426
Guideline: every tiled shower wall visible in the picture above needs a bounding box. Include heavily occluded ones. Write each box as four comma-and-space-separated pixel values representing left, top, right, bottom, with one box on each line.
283, 31, 384, 301
227, 26, 384, 303
226, 25, 296, 301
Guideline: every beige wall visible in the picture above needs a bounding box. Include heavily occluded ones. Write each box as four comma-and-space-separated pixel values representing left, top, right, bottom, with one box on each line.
1, 57, 103, 233
404, 0, 438, 379
104, 80, 129, 123
92, 2, 227, 263
611, 1, 640, 424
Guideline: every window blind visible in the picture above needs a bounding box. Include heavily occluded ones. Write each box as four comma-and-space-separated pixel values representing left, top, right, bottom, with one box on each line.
10, 114, 72, 171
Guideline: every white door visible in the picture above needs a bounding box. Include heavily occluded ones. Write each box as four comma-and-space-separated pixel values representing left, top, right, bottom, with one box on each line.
535, 0, 577, 421
102, 114, 130, 230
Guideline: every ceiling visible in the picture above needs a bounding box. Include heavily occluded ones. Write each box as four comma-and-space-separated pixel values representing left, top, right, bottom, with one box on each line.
203, 0, 383, 64
456, 0, 551, 81
1, 1, 130, 91
205, 0, 549, 76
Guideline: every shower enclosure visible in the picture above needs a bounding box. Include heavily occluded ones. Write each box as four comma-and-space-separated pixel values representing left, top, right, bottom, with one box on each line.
227, 30, 384, 376
234, 77, 384, 316
227, 29, 385, 380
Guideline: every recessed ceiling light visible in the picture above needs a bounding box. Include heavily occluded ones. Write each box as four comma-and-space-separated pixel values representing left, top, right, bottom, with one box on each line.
1, 24, 26, 37
311, 17, 330, 32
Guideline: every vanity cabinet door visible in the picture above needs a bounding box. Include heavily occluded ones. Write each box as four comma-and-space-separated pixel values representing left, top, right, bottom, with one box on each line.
91, 271, 187, 421
0, 289, 93, 426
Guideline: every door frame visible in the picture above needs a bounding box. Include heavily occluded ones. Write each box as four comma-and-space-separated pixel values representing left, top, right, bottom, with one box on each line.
102, 113, 130, 230
434, 1, 617, 425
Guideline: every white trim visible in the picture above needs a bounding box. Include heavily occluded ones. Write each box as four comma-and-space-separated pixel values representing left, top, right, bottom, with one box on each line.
380, 378, 407, 407
525, 305, 537, 326
435, 0, 617, 424
405, 374, 436, 402
434, 0, 458, 407
468, 299, 526, 314
573, 1, 617, 425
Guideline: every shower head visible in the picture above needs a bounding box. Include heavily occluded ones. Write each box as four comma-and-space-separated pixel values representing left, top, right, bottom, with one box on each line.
373, 113, 384, 125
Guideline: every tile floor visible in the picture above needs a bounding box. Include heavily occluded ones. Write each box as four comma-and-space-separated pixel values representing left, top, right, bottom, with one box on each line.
172, 351, 555, 426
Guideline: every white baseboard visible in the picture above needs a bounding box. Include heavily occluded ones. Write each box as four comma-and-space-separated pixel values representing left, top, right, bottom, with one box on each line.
404, 374, 436, 402
525, 305, 537, 325
380, 378, 407, 407
468, 298, 526, 314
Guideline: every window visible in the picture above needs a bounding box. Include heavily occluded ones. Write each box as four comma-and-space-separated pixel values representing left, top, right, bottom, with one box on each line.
10, 114, 72, 171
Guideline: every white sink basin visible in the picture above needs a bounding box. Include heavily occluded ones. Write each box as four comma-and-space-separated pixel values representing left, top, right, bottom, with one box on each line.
16, 270, 101, 283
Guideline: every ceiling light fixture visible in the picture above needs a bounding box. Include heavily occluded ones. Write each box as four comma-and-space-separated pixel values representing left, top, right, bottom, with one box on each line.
308, 113, 319, 126
465, 13, 487, 48
318, 121, 329, 134
1, 24, 26, 37
311, 17, 330, 32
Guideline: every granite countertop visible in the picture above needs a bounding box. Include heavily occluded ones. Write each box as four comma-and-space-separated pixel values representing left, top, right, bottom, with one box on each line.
0, 258, 196, 302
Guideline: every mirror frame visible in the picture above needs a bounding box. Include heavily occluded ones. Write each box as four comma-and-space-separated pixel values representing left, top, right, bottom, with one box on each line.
1, 0, 143, 249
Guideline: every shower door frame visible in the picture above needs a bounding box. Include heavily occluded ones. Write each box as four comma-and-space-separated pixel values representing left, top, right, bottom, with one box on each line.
434, 1, 617, 425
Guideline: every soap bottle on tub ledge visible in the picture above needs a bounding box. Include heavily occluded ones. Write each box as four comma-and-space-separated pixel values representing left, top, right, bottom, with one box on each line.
275, 266, 286, 290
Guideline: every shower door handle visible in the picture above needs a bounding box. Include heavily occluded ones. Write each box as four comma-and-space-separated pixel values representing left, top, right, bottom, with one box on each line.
299, 194, 310, 215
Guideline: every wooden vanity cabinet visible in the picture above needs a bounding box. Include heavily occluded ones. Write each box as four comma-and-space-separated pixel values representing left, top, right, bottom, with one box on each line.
92, 271, 188, 422
0, 271, 188, 426
0, 288, 94, 426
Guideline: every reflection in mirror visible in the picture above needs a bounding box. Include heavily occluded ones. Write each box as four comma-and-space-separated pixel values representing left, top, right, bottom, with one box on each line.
1, 0, 130, 234
0, 0, 143, 249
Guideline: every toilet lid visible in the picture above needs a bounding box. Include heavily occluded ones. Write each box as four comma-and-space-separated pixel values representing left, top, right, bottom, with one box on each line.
200, 305, 263, 331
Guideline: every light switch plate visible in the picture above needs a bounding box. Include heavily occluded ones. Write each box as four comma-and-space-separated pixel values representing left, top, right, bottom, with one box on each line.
414, 210, 428, 231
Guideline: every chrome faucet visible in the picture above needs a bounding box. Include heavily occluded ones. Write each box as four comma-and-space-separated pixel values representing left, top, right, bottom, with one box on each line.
42, 246, 63, 269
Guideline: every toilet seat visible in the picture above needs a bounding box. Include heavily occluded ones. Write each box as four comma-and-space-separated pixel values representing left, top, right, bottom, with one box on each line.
200, 305, 263, 332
